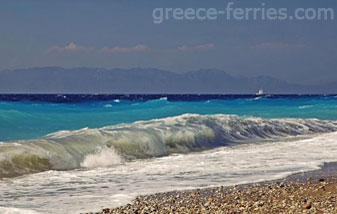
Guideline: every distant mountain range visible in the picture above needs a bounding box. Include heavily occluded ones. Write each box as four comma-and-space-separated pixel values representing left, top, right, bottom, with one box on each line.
0, 67, 335, 94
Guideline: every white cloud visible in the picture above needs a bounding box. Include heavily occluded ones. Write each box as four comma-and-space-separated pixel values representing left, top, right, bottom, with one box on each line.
178, 43, 215, 51
99, 44, 150, 54
48, 42, 92, 53
250, 42, 305, 50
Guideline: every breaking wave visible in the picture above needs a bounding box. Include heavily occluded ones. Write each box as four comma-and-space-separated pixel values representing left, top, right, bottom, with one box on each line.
1, 113, 337, 178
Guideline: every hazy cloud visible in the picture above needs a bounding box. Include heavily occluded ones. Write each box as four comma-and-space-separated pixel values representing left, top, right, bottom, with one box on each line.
178, 43, 215, 51
251, 42, 305, 50
99, 45, 150, 54
47, 42, 93, 53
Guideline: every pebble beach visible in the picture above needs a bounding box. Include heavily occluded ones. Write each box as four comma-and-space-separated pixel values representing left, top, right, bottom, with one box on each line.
90, 163, 337, 214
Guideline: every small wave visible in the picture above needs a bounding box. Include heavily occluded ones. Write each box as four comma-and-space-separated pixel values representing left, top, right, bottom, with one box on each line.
146, 97, 168, 102
113, 99, 120, 103
299, 105, 314, 109
1, 113, 337, 178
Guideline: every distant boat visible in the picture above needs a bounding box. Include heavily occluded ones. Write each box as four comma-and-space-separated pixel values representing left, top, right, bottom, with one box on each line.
256, 88, 264, 95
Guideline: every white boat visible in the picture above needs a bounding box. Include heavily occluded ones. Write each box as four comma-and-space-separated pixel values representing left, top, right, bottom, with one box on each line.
256, 88, 264, 95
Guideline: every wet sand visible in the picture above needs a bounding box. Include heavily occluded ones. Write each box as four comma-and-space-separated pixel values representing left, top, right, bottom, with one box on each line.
91, 163, 337, 214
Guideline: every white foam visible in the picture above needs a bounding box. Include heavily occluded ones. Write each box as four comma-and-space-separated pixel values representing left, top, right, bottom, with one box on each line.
299, 105, 314, 109
81, 148, 123, 168
0, 207, 42, 214
109, 193, 139, 207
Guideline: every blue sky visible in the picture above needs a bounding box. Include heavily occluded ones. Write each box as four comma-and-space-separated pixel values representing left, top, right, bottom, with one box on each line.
0, 0, 336, 84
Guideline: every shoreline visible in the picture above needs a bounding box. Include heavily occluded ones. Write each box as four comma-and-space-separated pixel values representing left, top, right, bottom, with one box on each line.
92, 162, 337, 214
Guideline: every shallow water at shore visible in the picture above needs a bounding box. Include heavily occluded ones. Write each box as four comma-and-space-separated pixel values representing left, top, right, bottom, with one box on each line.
1, 132, 337, 214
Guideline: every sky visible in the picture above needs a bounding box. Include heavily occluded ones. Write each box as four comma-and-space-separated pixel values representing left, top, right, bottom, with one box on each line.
0, 0, 336, 85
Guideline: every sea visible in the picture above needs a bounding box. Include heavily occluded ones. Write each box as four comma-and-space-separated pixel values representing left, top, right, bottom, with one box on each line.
1, 94, 337, 214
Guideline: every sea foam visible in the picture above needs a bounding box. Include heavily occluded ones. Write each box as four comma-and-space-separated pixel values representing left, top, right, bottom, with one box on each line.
81, 147, 123, 168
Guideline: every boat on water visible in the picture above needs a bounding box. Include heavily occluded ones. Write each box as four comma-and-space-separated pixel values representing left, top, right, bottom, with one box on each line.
256, 88, 264, 95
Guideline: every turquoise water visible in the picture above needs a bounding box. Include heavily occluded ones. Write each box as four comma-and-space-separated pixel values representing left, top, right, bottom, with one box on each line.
1, 95, 337, 141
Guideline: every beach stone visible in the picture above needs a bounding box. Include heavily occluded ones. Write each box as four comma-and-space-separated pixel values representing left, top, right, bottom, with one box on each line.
303, 203, 312, 209
102, 208, 110, 213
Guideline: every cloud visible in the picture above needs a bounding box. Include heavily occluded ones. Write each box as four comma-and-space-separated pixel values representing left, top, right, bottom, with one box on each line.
48, 42, 92, 53
178, 43, 215, 51
250, 42, 305, 50
47, 43, 150, 54
99, 44, 150, 54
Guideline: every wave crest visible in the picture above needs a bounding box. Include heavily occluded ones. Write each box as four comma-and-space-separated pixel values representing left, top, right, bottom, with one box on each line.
1, 114, 337, 178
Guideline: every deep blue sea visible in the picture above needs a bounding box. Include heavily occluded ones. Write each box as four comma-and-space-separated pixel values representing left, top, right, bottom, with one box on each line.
1, 94, 337, 214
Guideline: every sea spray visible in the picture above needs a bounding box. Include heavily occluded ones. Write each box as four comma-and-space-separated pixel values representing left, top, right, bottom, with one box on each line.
81, 147, 123, 168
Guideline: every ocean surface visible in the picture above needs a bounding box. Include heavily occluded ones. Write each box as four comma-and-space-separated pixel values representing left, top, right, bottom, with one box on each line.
1, 94, 337, 214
